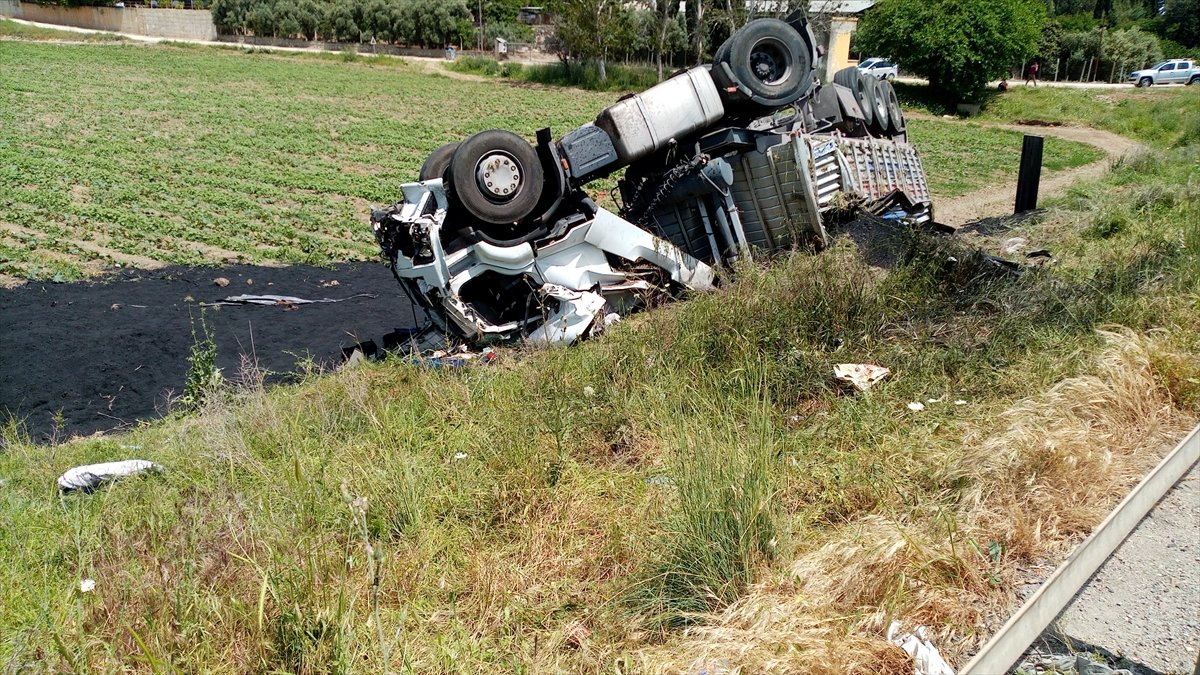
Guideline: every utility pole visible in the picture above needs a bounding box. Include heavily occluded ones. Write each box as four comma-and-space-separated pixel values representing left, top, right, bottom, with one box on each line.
478, 0, 484, 51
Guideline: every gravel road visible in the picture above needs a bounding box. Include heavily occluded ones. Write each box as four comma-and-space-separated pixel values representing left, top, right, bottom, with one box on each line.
1020, 464, 1200, 674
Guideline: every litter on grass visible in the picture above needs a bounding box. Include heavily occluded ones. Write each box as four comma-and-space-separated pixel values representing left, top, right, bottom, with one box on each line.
908, 401, 926, 411
834, 363, 891, 391
887, 621, 955, 675
57, 459, 163, 493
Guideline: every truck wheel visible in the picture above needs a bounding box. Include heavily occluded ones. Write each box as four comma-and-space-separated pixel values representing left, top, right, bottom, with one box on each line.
445, 130, 544, 226
881, 79, 906, 138
833, 66, 875, 128
716, 18, 813, 107
868, 76, 891, 135
1137, 76, 1152, 87
419, 142, 459, 182
1188, 76, 1199, 86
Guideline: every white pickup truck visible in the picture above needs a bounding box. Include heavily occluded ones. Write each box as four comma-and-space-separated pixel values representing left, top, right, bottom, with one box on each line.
1129, 59, 1200, 87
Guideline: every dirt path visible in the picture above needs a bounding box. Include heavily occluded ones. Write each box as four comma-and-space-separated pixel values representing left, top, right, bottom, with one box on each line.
934, 120, 1145, 226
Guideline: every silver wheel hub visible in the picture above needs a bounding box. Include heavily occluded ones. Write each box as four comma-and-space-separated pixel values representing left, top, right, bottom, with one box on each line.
476, 153, 521, 200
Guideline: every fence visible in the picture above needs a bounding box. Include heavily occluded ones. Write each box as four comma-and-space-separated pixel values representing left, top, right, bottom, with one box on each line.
0, 1, 217, 40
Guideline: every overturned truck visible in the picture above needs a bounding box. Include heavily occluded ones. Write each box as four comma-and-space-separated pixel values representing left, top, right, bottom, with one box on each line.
371, 12, 934, 349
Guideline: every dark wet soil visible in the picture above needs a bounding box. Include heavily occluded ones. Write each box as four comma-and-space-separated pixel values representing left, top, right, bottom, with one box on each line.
1, 263, 421, 442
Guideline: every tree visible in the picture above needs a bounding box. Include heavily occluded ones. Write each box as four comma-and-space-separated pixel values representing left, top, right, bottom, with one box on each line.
855, 0, 1047, 100
552, 0, 633, 81
1104, 26, 1163, 76
1162, 0, 1199, 47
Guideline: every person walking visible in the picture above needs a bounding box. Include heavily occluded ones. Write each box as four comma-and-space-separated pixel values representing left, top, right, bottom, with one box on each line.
1025, 60, 1040, 86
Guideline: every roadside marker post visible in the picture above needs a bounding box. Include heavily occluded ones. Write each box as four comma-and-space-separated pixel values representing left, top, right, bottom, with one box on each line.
1014, 134, 1044, 214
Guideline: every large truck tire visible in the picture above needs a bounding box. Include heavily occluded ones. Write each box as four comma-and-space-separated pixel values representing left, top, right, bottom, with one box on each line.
833, 66, 875, 129
868, 75, 891, 135
713, 18, 814, 109
419, 142, 459, 181
445, 130, 544, 226
880, 79, 906, 138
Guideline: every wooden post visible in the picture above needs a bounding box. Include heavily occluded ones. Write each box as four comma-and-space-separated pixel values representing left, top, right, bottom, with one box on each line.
1015, 135, 1044, 215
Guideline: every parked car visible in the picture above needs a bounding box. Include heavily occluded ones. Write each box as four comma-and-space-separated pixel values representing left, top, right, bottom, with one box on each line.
858, 58, 898, 80
1129, 59, 1199, 87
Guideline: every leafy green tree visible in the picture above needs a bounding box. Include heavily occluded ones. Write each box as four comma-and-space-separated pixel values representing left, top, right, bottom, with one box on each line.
1104, 26, 1163, 75
856, 0, 1047, 100
320, 0, 360, 42
551, 0, 634, 81
1162, 0, 1199, 48
212, 0, 250, 35
246, 1, 276, 37
483, 0, 523, 24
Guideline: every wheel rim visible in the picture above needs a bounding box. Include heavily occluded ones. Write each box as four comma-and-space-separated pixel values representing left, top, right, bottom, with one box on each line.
748, 37, 791, 86
475, 152, 522, 202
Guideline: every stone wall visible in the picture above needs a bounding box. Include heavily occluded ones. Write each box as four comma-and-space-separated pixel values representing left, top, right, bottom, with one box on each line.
0, 2, 217, 41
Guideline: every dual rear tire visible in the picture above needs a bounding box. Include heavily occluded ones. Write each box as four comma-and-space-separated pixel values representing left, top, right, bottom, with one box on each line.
833, 66, 906, 139
712, 18, 816, 111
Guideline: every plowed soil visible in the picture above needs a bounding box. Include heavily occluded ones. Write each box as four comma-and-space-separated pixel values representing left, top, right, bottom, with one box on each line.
1, 263, 419, 441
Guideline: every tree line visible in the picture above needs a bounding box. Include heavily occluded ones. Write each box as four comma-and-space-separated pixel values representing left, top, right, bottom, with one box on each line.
851, 0, 1198, 99
209, 0, 539, 47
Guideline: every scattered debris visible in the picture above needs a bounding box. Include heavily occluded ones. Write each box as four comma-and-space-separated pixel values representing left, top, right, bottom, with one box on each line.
563, 620, 590, 649
907, 401, 926, 411
57, 459, 163, 493
213, 277, 230, 287
1026, 248, 1054, 266
1015, 650, 1135, 675
342, 348, 367, 369
413, 346, 498, 368
453, 452, 467, 461
201, 293, 377, 307
320, 279, 340, 287
1002, 237, 1029, 254
834, 363, 891, 391
954, 399, 968, 406
79, 578, 96, 593
887, 621, 955, 675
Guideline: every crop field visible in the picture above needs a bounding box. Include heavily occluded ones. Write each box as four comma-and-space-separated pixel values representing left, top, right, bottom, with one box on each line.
1, 40, 1101, 283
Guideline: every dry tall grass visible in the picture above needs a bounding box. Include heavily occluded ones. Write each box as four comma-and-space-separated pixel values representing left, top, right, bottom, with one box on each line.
637, 329, 1196, 673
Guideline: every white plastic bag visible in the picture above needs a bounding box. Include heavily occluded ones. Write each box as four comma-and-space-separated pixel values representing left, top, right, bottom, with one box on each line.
57, 460, 163, 492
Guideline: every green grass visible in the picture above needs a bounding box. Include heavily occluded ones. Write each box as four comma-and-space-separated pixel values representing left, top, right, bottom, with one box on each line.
0, 17, 126, 42
0, 41, 616, 280
979, 85, 1200, 149
908, 118, 1104, 197
446, 56, 661, 92
3, 124, 1198, 672
0, 41, 1105, 282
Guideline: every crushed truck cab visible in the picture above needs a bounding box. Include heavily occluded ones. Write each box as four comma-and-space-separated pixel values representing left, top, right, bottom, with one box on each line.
372, 13, 936, 350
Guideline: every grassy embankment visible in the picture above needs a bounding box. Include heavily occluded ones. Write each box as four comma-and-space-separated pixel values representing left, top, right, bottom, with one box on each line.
1, 43, 1198, 672
446, 54, 662, 92
0, 40, 1102, 282
0, 17, 126, 42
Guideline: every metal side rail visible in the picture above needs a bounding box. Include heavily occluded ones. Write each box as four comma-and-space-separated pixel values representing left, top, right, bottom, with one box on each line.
960, 423, 1200, 675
